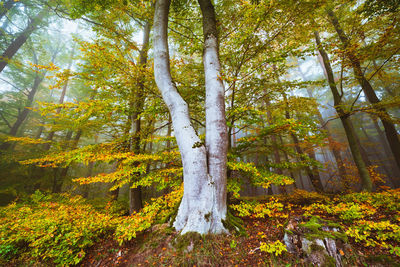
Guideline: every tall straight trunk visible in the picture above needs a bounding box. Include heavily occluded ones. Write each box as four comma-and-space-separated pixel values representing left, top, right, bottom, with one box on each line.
35, 125, 44, 139
0, 0, 14, 21
371, 116, 400, 183
154, 0, 227, 234
44, 47, 75, 150
199, 0, 228, 216
264, 97, 284, 194
315, 31, 372, 191
273, 65, 322, 191
360, 124, 393, 180
82, 161, 94, 199
298, 64, 347, 180
0, 9, 46, 73
281, 92, 324, 192
52, 130, 82, 193
128, 21, 151, 214
279, 135, 297, 190
327, 9, 400, 173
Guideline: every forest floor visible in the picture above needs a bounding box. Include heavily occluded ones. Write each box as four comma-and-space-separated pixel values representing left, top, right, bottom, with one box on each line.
79, 190, 400, 267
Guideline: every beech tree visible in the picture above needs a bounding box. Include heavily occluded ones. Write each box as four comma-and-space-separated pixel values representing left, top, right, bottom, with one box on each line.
154, 0, 228, 234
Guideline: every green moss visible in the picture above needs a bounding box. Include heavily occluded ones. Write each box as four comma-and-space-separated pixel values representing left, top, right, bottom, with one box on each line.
284, 229, 294, 235
300, 216, 322, 233
300, 216, 347, 242
310, 243, 325, 252
173, 232, 203, 252
221, 210, 247, 236
323, 254, 336, 267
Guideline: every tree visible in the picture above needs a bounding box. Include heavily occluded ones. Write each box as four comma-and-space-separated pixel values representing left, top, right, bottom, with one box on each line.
0, 7, 48, 73
326, 7, 400, 176
0, 0, 15, 21
314, 31, 372, 191
153, 0, 228, 234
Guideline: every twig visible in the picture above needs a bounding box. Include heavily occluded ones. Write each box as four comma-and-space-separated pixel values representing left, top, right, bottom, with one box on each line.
350, 88, 363, 111
368, 46, 400, 81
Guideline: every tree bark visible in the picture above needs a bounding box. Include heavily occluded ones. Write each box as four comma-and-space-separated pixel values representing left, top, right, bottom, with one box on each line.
52, 130, 82, 193
327, 9, 400, 174
199, 0, 228, 217
264, 97, 284, 194
315, 31, 372, 191
0, 9, 46, 73
298, 63, 347, 181
82, 161, 94, 199
43, 47, 75, 150
0, 74, 44, 151
0, 0, 15, 21
127, 20, 151, 214
153, 0, 227, 234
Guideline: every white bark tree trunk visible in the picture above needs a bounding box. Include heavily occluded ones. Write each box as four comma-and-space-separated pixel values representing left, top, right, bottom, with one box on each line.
153, 0, 227, 234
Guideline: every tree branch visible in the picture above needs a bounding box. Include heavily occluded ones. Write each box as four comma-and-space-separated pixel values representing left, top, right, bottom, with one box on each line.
0, 110, 12, 128
368, 46, 400, 81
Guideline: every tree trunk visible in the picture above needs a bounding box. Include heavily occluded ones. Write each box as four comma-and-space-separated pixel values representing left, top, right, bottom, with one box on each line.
298, 64, 347, 181
327, 9, 400, 173
52, 130, 82, 193
0, 9, 46, 73
264, 97, 284, 194
0, 74, 44, 151
199, 0, 228, 218
0, 0, 15, 21
127, 21, 151, 214
279, 135, 297, 190
315, 31, 372, 191
153, 0, 227, 234
43, 47, 75, 150
82, 161, 94, 199
282, 92, 323, 192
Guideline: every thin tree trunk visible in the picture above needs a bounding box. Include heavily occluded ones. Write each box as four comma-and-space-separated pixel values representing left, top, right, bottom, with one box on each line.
315, 31, 372, 191
282, 92, 323, 192
264, 97, 284, 194
327, 9, 400, 173
81, 161, 94, 199
0, 9, 46, 73
128, 21, 151, 214
0, 74, 44, 151
43, 47, 75, 150
279, 135, 297, 190
298, 64, 347, 180
154, 0, 227, 234
52, 130, 82, 193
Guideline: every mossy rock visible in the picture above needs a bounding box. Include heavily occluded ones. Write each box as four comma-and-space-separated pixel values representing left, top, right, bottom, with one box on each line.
300, 216, 347, 242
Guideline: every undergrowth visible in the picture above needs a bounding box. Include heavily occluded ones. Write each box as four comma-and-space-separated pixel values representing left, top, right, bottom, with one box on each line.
1, 188, 399, 266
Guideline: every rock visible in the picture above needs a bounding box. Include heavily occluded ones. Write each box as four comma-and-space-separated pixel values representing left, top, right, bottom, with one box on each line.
283, 216, 349, 267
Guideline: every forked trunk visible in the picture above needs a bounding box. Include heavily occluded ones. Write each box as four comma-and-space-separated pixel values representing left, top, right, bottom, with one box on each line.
153, 0, 227, 234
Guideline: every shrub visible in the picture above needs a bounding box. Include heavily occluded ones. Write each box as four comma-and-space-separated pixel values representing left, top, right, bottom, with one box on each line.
346, 220, 400, 254
0, 191, 116, 266
260, 240, 287, 256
